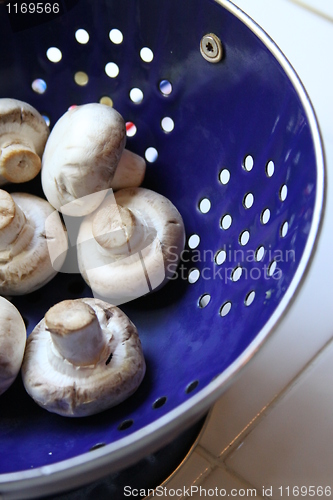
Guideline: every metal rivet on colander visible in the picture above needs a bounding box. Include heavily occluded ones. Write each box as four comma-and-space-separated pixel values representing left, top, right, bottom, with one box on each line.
200, 33, 223, 63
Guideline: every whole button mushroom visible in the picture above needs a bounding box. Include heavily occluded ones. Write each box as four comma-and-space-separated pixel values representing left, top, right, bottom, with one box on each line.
0, 189, 68, 295
0, 98, 49, 185
0, 296, 26, 396
21, 298, 146, 417
41, 103, 127, 216
77, 187, 185, 305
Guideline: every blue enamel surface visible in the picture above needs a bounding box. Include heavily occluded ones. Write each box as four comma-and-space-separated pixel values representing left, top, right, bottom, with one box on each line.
0, 0, 321, 476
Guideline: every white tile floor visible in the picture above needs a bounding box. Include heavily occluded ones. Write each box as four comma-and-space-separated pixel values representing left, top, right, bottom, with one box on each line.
158, 0, 333, 497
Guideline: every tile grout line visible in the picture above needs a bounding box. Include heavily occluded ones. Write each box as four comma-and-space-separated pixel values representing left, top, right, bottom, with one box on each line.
195, 445, 263, 497
210, 334, 333, 463
144, 448, 213, 499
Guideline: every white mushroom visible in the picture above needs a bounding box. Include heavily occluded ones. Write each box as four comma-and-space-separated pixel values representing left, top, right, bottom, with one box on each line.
21, 298, 146, 417
41, 103, 126, 216
0, 296, 26, 396
0, 189, 68, 295
111, 149, 146, 191
0, 98, 49, 185
77, 188, 185, 305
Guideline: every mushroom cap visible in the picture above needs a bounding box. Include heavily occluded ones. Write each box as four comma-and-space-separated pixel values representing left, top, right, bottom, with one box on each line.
0, 192, 68, 295
41, 103, 126, 216
77, 187, 185, 305
0, 296, 26, 396
21, 298, 146, 417
0, 98, 49, 184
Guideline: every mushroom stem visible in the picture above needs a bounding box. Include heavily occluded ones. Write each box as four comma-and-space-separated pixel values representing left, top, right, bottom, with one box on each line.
111, 149, 146, 190
92, 203, 144, 255
0, 141, 41, 185
0, 189, 30, 251
45, 300, 108, 366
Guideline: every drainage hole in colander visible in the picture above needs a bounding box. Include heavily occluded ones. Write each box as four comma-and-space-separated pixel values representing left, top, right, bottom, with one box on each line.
129, 87, 144, 104
220, 214, 232, 230
159, 79, 173, 96
188, 268, 200, 284
215, 249, 226, 265
245, 290, 256, 307
118, 419, 134, 431
89, 442, 106, 452
280, 184, 288, 202
243, 192, 254, 209
145, 147, 158, 163
105, 62, 119, 79
231, 266, 242, 282
109, 28, 123, 45
152, 397, 167, 409
243, 155, 254, 172
185, 380, 199, 394
281, 221, 289, 238
100, 96, 113, 107
239, 230, 250, 246
220, 301, 232, 317
75, 28, 90, 44
161, 117, 174, 133
46, 47, 62, 63
140, 47, 154, 63
266, 160, 275, 178
198, 198, 211, 214
74, 71, 89, 86
219, 169, 230, 185
188, 234, 200, 249
126, 122, 137, 137
260, 208, 271, 225
42, 115, 50, 126
255, 245, 265, 262
198, 294, 211, 308
32, 78, 47, 95
267, 260, 277, 277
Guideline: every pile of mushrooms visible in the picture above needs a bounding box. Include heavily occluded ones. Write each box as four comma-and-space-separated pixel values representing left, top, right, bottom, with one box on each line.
0, 97, 185, 418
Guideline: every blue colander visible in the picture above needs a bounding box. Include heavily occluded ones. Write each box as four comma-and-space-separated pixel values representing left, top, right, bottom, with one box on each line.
0, 0, 324, 498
